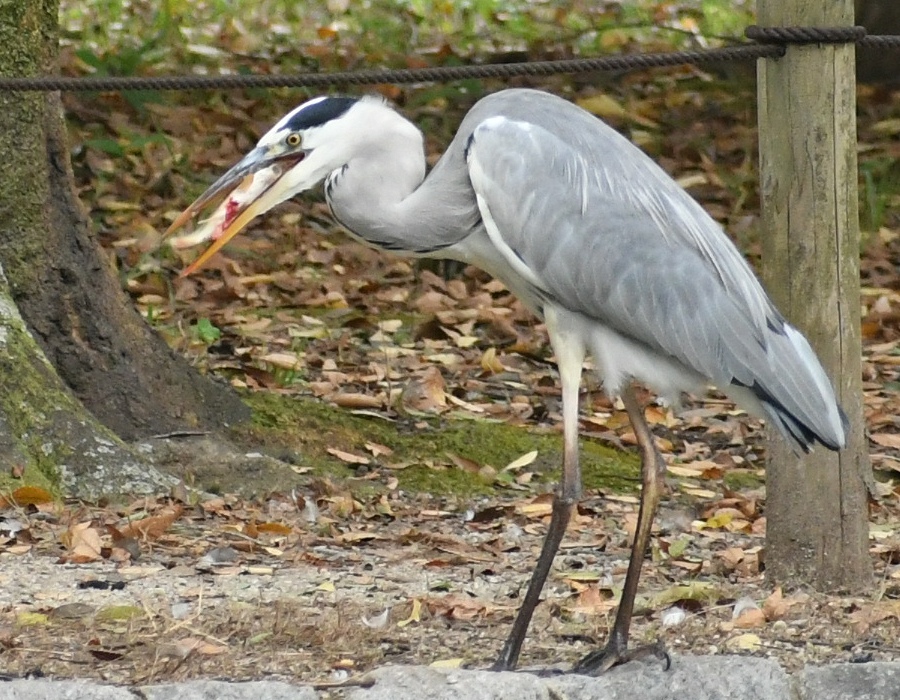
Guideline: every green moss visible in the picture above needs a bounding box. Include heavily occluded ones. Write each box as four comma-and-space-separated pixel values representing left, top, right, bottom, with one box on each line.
0, 312, 83, 491
0, 462, 58, 496
723, 469, 765, 491
0, 283, 135, 498
232, 391, 638, 498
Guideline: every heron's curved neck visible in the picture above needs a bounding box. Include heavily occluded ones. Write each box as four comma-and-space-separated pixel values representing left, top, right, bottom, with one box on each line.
325, 127, 478, 255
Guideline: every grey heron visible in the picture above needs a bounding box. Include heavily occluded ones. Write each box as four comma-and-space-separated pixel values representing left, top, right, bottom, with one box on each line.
165, 88, 848, 674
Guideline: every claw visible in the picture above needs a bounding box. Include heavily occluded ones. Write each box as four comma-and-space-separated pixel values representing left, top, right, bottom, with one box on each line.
572, 640, 670, 676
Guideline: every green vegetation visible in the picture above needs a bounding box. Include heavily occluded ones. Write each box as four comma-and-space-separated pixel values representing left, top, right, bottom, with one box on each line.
860, 156, 900, 234
59, 0, 756, 79
192, 317, 222, 345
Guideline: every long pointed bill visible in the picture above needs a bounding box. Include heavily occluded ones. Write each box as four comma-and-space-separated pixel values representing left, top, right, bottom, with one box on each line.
164, 147, 306, 276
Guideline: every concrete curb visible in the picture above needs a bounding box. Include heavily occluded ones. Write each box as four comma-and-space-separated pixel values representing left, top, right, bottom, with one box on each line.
1, 657, 899, 700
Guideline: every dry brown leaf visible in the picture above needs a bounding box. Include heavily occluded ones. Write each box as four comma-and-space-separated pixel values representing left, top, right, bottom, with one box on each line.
502, 450, 538, 472
65, 521, 103, 563
332, 392, 384, 409
570, 585, 617, 615
172, 637, 228, 657
364, 441, 394, 457
849, 600, 900, 634
255, 522, 293, 536
480, 347, 505, 374
401, 366, 447, 413
119, 505, 183, 540
426, 594, 490, 621
397, 598, 422, 628
870, 433, 900, 449
327, 493, 357, 519
338, 531, 382, 543
719, 547, 745, 570
8, 486, 54, 506
326, 448, 370, 465
762, 587, 790, 621
516, 495, 554, 519
446, 453, 481, 474
733, 607, 766, 629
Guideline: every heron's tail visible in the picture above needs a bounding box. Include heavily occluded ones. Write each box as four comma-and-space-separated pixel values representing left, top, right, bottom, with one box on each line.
728, 324, 847, 454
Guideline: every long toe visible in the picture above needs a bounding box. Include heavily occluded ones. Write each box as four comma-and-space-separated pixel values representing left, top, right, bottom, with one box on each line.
572, 640, 670, 676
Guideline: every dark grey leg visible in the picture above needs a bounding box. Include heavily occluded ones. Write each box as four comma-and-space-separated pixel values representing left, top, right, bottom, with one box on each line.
492, 316, 584, 671
572, 385, 670, 675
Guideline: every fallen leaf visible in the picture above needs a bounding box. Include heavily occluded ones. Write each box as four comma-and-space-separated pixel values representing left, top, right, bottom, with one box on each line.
570, 585, 617, 614
848, 600, 900, 634
733, 607, 766, 629
96, 605, 143, 622
16, 612, 48, 626
480, 347, 505, 374
401, 366, 447, 413
503, 450, 538, 471
871, 433, 900, 449
332, 392, 384, 409
327, 448, 370, 465
171, 637, 228, 656
726, 633, 762, 652
762, 587, 791, 621
119, 505, 183, 540
7, 486, 54, 506
64, 521, 103, 562
397, 598, 422, 628
364, 441, 394, 458
258, 352, 303, 369
256, 522, 293, 535
651, 582, 719, 608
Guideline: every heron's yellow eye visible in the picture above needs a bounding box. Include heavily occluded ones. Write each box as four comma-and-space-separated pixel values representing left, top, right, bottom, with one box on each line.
286, 133, 302, 147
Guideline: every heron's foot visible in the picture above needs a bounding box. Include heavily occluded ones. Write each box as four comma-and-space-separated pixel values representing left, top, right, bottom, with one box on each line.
489, 644, 517, 673
571, 639, 670, 676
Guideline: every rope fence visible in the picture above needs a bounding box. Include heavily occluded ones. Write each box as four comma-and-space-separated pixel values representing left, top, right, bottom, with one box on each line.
0, 26, 897, 93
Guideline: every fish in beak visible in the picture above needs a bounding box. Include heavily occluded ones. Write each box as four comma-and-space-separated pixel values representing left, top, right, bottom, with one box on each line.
164, 147, 306, 276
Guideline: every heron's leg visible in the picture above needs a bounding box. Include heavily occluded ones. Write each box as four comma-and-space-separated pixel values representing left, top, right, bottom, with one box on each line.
492, 323, 584, 672
572, 384, 669, 675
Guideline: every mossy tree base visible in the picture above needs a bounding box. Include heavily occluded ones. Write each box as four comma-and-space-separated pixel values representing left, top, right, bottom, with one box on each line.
0, 0, 249, 497
0, 266, 173, 499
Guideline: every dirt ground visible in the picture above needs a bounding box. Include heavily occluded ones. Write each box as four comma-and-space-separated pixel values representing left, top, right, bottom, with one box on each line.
1, 426, 899, 687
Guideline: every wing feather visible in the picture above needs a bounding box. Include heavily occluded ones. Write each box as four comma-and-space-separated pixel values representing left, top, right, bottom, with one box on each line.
462, 95, 844, 450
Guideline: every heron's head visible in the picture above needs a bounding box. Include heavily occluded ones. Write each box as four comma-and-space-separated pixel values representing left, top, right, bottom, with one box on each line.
165, 95, 383, 275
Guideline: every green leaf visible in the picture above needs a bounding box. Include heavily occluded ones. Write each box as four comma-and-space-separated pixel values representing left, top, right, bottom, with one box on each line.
194, 318, 221, 345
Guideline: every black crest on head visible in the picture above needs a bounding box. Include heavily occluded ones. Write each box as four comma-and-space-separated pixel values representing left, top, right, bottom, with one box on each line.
281, 97, 359, 133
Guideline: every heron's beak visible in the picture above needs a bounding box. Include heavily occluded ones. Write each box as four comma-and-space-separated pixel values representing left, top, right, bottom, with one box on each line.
164, 146, 306, 276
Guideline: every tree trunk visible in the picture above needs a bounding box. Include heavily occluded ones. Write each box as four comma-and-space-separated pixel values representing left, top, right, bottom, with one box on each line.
0, 0, 248, 447
756, 0, 870, 590
856, 0, 900, 83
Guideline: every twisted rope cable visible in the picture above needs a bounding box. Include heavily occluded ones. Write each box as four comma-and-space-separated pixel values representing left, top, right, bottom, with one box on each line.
0, 44, 783, 93
745, 25, 868, 44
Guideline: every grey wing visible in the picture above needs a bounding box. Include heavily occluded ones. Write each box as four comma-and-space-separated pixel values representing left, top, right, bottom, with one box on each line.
464, 113, 845, 450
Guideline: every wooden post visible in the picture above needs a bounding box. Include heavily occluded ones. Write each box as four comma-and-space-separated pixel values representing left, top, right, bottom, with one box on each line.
756, 0, 870, 589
